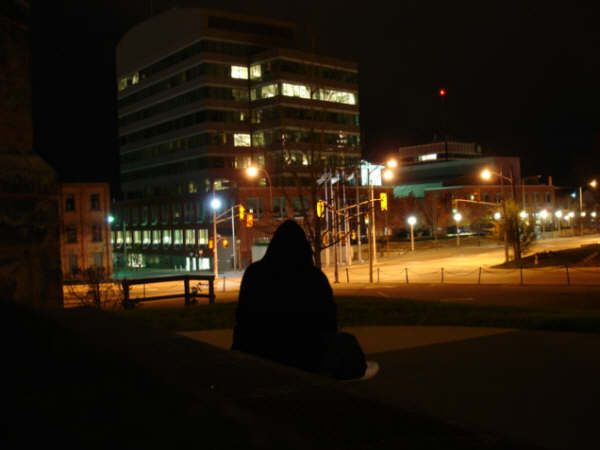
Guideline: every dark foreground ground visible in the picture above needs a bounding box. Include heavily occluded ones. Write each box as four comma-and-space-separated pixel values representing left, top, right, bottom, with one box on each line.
2, 301, 538, 450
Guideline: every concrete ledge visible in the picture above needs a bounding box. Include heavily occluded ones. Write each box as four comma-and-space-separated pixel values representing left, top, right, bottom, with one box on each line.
39, 307, 531, 449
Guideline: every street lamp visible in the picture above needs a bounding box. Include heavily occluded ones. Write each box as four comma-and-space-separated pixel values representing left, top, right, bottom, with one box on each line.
493, 211, 502, 221
480, 166, 519, 262
365, 158, 397, 283
519, 210, 529, 220
453, 212, 462, 247
555, 210, 563, 236
407, 215, 417, 251
539, 209, 549, 237
210, 195, 221, 279
590, 179, 598, 189
246, 166, 273, 214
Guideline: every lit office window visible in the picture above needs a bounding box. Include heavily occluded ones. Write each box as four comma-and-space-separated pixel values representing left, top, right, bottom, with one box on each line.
252, 131, 265, 147
198, 229, 209, 245
133, 230, 141, 244
174, 229, 183, 245
152, 230, 161, 244
234, 133, 251, 147
230, 65, 248, 79
317, 88, 357, 105
162, 230, 172, 245
253, 83, 278, 99
142, 230, 151, 245
185, 229, 196, 246
282, 82, 311, 99
250, 64, 262, 80
418, 153, 438, 162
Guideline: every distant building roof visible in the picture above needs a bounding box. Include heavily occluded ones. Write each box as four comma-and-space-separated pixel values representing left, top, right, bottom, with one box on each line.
396, 141, 483, 166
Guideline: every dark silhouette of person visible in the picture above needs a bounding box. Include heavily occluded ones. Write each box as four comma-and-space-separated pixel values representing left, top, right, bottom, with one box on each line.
232, 219, 368, 379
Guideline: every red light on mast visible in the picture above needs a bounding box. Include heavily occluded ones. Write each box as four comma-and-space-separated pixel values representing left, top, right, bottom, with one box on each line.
439, 88, 447, 97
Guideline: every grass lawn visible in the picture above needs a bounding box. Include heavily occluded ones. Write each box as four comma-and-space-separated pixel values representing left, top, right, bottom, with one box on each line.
114, 295, 600, 334
495, 243, 600, 268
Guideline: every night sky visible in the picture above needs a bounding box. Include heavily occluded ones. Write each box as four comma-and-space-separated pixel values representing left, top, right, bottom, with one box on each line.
31, 1, 600, 196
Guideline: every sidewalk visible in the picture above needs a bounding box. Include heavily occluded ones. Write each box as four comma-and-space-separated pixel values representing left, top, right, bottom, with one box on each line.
184, 325, 600, 450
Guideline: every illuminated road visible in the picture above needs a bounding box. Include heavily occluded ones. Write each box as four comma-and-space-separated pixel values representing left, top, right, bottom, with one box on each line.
63, 234, 600, 307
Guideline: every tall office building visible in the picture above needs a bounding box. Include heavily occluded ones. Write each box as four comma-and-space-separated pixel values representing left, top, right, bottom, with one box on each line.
114, 8, 361, 270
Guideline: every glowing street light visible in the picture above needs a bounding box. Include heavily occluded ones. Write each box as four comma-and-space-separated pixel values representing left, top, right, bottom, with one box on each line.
590, 179, 598, 189
493, 211, 502, 221
246, 166, 273, 212
591, 211, 597, 218
453, 212, 462, 247
519, 210, 529, 220
246, 166, 258, 178
407, 215, 417, 252
480, 168, 493, 181
386, 158, 398, 169
382, 169, 394, 181
539, 209, 549, 237
555, 210, 563, 235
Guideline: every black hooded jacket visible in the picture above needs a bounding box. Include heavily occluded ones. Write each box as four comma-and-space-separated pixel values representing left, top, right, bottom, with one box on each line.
232, 220, 338, 372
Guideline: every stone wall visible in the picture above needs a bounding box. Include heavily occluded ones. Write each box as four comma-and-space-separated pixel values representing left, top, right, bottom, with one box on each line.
0, 1, 63, 307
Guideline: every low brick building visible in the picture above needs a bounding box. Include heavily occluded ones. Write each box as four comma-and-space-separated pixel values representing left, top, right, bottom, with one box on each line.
59, 183, 113, 278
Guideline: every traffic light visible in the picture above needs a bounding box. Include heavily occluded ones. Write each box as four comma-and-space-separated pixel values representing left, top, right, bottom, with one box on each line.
316, 200, 326, 218
222, 238, 229, 248
245, 212, 254, 227
208, 239, 214, 249
239, 205, 245, 220
379, 192, 388, 211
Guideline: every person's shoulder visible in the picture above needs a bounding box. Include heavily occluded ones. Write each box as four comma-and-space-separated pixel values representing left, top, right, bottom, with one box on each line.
242, 260, 266, 278
308, 266, 331, 284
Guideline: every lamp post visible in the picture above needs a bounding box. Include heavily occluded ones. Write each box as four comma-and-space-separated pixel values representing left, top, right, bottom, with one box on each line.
246, 166, 273, 215
453, 212, 462, 247
481, 167, 519, 262
555, 210, 563, 236
539, 209, 548, 238
366, 160, 396, 283
210, 195, 221, 279
407, 215, 416, 251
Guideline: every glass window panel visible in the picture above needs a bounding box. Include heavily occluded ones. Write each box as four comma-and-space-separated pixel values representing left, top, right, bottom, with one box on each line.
282, 82, 311, 99
185, 229, 196, 246
234, 133, 251, 147
162, 229, 172, 245
317, 88, 357, 105
143, 230, 151, 245
230, 65, 248, 79
250, 64, 262, 80
152, 230, 161, 244
198, 229, 209, 245
174, 229, 183, 245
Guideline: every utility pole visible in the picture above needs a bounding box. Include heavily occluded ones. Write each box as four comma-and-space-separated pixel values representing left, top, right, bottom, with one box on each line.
356, 181, 363, 263
231, 206, 237, 271
212, 188, 218, 279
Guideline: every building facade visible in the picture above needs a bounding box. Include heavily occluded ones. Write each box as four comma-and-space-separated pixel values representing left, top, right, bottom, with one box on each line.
389, 141, 557, 236
59, 183, 113, 278
113, 8, 361, 271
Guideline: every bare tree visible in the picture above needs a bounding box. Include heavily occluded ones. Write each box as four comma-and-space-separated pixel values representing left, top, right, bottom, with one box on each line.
66, 267, 124, 309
